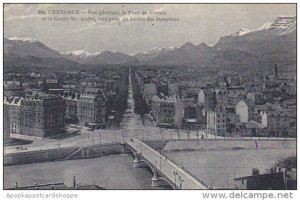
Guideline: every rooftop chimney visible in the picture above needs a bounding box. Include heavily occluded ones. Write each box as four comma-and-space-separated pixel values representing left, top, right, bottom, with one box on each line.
252, 168, 260, 176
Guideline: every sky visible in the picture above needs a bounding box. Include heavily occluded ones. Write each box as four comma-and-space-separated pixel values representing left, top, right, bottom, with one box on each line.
4, 4, 296, 54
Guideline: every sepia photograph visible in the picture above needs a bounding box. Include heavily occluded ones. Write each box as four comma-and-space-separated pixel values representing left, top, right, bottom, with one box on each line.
2, 2, 297, 194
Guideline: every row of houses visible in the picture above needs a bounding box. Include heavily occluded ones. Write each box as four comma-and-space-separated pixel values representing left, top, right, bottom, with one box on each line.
205, 89, 296, 137
4, 94, 65, 138
4, 91, 107, 139
63, 92, 107, 127
150, 93, 205, 129
4, 73, 120, 97
135, 69, 296, 137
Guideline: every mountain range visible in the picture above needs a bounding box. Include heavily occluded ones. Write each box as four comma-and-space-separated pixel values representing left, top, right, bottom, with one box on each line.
4, 16, 296, 70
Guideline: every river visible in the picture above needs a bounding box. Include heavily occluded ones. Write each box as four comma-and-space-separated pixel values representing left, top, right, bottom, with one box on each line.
4, 154, 169, 190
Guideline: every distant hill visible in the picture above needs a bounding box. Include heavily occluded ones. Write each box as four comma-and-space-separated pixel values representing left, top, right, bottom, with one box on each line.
4, 16, 296, 71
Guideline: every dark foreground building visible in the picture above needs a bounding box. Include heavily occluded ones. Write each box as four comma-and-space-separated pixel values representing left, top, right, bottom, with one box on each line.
234, 168, 297, 190
20, 93, 66, 138
4, 93, 66, 138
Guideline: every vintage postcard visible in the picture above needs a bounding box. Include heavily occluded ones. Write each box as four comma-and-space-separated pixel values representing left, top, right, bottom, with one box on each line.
2, 3, 297, 194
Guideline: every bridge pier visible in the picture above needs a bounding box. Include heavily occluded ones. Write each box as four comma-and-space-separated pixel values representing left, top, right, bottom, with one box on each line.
121, 144, 126, 154
151, 169, 160, 187
127, 139, 208, 189
133, 153, 141, 168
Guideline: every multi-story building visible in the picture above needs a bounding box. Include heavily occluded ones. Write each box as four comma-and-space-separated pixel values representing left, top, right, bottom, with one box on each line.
215, 85, 245, 109
142, 82, 157, 104
62, 93, 80, 124
168, 82, 179, 96
20, 93, 66, 138
235, 99, 256, 123
247, 91, 264, 105
157, 81, 168, 96
216, 86, 227, 106
198, 89, 217, 111
226, 86, 245, 96
80, 77, 106, 92
4, 97, 22, 140
263, 110, 296, 137
236, 100, 249, 123
206, 103, 227, 136
77, 93, 106, 128
4, 103, 11, 141
135, 72, 158, 104
151, 95, 183, 128
182, 104, 199, 129
105, 79, 118, 92
4, 84, 24, 97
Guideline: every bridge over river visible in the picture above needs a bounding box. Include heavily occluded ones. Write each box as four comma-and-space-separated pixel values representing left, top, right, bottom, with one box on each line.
126, 138, 207, 189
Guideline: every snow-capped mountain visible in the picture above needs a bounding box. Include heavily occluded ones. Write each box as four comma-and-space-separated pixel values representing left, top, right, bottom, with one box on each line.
231, 28, 253, 37
62, 50, 101, 60
230, 22, 273, 36
4, 37, 63, 58
136, 46, 178, 56
4, 16, 296, 68
4, 37, 83, 72
215, 16, 296, 51
132, 45, 179, 63
62, 50, 133, 64
149, 46, 178, 53
8, 37, 39, 43
134, 42, 215, 65
257, 22, 273, 31
229, 16, 295, 38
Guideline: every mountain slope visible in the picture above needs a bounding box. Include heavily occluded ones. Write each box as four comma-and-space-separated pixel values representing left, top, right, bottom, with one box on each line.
4, 37, 63, 58
87, 51, 133, 65
214, 16, 296, 58
4, 16, 296, 68
4, 37, 134, 65
136, 42, 216, 66
4, 53, 83, 73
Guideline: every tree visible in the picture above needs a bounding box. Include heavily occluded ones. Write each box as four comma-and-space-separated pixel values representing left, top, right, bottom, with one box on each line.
176, 129, 181, 139
275, 156, 296, 171
186, 130, 191, 139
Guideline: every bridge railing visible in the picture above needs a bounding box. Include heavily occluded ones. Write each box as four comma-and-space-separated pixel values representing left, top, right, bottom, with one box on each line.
127, 139, 207, 189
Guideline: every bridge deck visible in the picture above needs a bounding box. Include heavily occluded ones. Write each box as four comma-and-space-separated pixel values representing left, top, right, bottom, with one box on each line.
127, 139, 207, 189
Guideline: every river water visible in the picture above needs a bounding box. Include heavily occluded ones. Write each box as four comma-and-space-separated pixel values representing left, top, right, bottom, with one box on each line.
5, 148, 295, 189
4, 154, 168, 190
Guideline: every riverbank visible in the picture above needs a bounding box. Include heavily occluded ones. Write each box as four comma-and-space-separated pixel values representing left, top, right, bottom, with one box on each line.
4, 143, 124, 166
144, 139, 296, 152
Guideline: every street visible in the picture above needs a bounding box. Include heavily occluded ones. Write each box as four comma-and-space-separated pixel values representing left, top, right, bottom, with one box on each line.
4, 68, 294, 155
